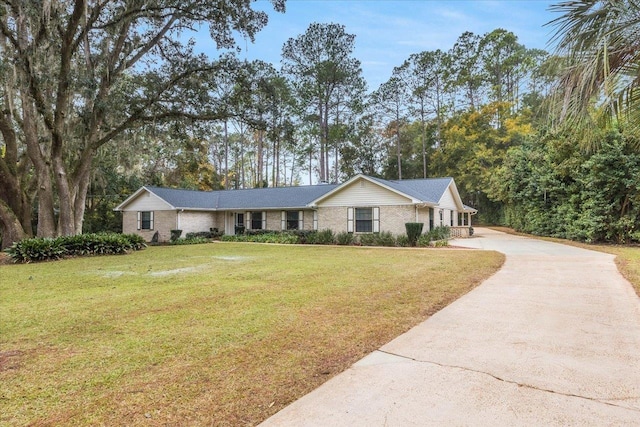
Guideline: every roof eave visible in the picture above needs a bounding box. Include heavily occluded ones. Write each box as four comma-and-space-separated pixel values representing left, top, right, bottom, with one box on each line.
312, 174, 418, 205
114, 186, 178, 211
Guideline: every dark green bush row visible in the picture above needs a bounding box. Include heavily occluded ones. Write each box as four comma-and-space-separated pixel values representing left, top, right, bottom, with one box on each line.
218, 227, 451, 248
5, 233, 146, 263
185, 230, 223, 240
305, 229, 335, 245
359, 231, 396, 247
221, 232, 299, 244
169, 237, 212, 245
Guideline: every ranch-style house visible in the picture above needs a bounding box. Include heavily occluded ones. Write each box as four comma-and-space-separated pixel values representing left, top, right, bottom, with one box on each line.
115, 174, 476, 242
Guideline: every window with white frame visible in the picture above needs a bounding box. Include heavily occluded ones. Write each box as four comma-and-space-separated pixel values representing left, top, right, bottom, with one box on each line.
347, 207, 380, 233
356, 208, 373, 232
250, 211, 264, 230
282, 211, 302, 230
137, 211, 154, 230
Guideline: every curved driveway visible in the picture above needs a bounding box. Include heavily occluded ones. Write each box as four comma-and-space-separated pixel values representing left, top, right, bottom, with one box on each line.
261, 228, 640, 426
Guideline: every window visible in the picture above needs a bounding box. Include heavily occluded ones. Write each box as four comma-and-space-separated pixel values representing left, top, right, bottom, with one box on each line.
251, 211, 263, 230
450, 211, 454, 226
137, 211, 154, 230
429, 208, 434, 231
286, 211, 299, 230
355, 208, 373, 232
235, 213, 244, 228
348, 207, 379, 233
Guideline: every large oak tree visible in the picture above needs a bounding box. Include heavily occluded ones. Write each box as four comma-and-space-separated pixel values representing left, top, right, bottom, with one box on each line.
0, 0, 284, 248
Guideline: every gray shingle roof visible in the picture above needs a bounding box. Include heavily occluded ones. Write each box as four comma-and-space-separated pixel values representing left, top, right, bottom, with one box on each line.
368, 176, 454, 204
145, 184, 339, 210
130, 175, 475, 212
145, 187, 217, 209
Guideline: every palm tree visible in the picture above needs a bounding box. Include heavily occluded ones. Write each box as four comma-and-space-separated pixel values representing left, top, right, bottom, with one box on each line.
549, 0, 640, 137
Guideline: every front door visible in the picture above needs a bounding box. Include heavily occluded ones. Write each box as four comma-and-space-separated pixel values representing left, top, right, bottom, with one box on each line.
234, 212, 245, 234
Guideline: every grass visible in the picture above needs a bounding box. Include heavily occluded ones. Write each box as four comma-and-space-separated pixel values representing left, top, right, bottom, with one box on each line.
490, 226, 640, 296
0, 243, 504, 426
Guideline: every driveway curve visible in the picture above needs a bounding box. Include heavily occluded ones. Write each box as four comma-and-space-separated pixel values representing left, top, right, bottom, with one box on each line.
260, 228, 640, 426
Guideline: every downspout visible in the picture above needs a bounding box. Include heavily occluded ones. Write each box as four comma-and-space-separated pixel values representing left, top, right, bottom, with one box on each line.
177, 209, 184, 230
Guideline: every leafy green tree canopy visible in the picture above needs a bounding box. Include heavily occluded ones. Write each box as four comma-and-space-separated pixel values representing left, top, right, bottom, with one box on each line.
0, 0, 284, 248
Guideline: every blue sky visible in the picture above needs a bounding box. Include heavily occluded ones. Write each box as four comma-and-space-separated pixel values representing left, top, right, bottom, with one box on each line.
198, 0, 560, 90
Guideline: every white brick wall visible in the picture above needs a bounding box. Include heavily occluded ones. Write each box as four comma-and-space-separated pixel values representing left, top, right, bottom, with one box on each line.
123, 210, 177, 242
317, 205, 417, 236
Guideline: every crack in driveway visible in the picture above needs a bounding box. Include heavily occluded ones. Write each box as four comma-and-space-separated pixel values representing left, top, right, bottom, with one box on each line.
376, 349, 640, 413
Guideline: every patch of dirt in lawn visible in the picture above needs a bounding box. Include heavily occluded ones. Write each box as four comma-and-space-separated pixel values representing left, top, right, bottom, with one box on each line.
212, 255, 253, 261
0, 253, 11, 265
148, 266, 200, 276
0, 350, 24, 372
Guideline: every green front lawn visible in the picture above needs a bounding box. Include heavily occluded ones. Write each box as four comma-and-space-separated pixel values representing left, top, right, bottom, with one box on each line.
1, 243, 503, 426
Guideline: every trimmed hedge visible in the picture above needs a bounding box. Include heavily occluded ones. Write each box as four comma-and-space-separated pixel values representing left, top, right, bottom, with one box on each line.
220, 232, 300, 244
213, 227, 453, 248
405, 222, 424, 247
185, 230, 223, 240
5, 233, 146, 263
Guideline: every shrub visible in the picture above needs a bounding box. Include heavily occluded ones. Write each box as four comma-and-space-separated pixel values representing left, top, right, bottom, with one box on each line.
123, 233, 147, 250
433, 239, 449, 247
335, 232, 354, 245
426, 225, 450, 242
6, 237, 66, 263
405, 223, 424, 247
170, 229, 182, 242
185, 231, 211, 239
306, 229, 335, 245
469, 226, 474, 237
417, 226, 451, 247
358, 232, 396, 247
290, 230, 315, 244
219, 231, 299, 244
170, 237, 211, 245
396, 235, 410, 247
416, 234, 432, 247
357, 233, 375, 246
377, 231, 397, 247
5, 233, 146, 263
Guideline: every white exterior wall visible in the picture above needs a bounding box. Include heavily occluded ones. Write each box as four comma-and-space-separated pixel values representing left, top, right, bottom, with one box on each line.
317, 205, 416, 236
176, 211, 217, 235
123, 191, 174, 211
437, 185, 461, 227
416, 207, 431, 230
318, 179, 412, 206
122, 210, 177, 242
438, 184, 458, 210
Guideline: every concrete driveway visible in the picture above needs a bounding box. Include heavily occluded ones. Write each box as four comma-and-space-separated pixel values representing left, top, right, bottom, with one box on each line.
260, 228, 640, 426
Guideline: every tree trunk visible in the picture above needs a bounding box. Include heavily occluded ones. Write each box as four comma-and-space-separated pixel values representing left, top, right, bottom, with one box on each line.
21, 93, 57, 237
257, 129, 264, 187
0, 199, 26, 249
318, 102, 325, 182
396, 104, 402, 180
224, 120, 229, 189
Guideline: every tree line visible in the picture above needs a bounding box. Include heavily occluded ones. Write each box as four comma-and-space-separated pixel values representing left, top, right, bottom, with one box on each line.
1, 0, 639, 247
